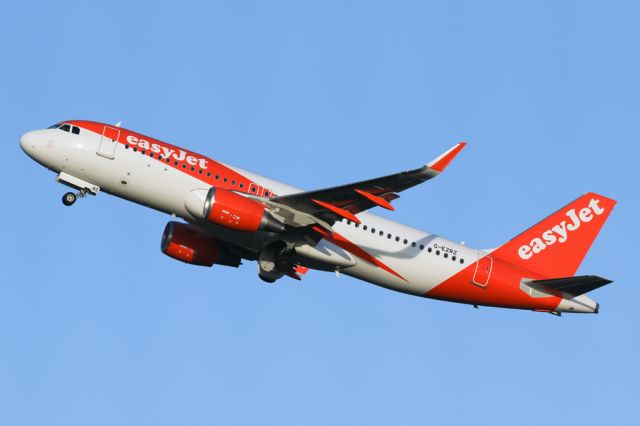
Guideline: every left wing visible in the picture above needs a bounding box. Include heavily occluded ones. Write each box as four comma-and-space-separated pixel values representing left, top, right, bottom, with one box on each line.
269, 142, 466, 225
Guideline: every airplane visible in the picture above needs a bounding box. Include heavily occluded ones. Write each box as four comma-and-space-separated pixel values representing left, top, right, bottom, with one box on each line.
19, 120, 617, 315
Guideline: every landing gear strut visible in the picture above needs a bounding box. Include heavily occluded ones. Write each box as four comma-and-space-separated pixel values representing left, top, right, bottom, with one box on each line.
258, 241, 295, 283
62, 189, 90, 207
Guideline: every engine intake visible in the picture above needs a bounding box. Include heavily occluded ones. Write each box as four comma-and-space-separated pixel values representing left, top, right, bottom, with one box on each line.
203, 187, 285, 233
161, 221, 241, 267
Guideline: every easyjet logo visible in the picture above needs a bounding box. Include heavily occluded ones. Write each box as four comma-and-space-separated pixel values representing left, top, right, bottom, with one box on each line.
126, 135, 208, 169
518, 198, 606, 260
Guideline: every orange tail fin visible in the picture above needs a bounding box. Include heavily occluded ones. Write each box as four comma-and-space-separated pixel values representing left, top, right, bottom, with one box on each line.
492, 193, 616, 277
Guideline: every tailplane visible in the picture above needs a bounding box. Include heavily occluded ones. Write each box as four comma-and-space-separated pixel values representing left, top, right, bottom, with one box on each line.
530, 275, 612, 297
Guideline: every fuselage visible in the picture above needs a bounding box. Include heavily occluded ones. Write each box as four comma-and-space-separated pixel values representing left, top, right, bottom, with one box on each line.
19, 120, 605, 314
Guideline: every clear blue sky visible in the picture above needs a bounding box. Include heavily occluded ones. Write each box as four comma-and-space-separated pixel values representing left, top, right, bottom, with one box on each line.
1, 1, 638, 425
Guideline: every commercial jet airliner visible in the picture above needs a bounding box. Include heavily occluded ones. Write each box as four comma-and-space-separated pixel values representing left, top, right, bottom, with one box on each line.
20, 121, 616, 314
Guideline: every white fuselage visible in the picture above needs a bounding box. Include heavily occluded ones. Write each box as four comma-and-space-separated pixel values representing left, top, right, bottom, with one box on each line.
21, 125, 475, 297
20, 121, 602, 314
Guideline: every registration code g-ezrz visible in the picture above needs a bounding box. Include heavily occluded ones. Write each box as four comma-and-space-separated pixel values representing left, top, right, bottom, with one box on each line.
433, 243, 457, 256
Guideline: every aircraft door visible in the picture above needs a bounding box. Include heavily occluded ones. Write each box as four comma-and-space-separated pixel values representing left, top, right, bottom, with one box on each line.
98, 126, 120, 159
472, 253, 492, 287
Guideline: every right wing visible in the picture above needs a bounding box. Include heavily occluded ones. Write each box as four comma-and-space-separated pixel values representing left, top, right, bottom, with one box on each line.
268, 142, 466, 227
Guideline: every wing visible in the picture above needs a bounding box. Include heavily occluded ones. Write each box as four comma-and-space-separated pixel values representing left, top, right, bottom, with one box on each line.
269, 142, 466, 225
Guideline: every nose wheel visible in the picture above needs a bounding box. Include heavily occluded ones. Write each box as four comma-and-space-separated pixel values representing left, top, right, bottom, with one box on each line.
62, 192, 77, 206
62, 189, 89, 206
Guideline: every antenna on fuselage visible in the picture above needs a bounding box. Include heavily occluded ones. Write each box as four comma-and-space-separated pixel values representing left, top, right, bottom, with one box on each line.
114, 121, 122, 127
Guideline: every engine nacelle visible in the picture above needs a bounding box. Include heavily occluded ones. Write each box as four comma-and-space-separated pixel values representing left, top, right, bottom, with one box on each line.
202, 187, 285, 233
161, 221, 241, 267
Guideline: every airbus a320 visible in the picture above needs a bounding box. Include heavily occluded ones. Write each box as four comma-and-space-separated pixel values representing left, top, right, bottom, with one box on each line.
20, 121, 617, 315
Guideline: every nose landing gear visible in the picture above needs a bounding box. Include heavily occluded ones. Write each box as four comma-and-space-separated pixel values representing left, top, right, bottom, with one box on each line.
57, 172, 100, 207
62, 192, 77, 206
62, 189, 91, 206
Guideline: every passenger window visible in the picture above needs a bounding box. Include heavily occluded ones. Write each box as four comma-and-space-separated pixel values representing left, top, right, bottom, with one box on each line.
231, 180, 236, 186
420, 244, 424, 250
371, 228, 375, 233
379, 231, 384, 236
444, 253, 448, 258
265, 191, 270, 196
395, 236, 399, 242
436, 250, 440, 255
403, 239, 408, 244
452, 256, 457, 261
460, 259, 465, 264
239, 183, 244, 188
387, 233, 392, 239
363, 225, 368, 230
428, 247, 432, 253
72, 126, 80, 134
59, 124, 71, 132
411, 242, 416, 247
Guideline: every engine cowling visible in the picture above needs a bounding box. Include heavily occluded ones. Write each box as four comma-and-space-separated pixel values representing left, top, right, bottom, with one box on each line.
161, 221, 241, 267
202, 187, 285, 233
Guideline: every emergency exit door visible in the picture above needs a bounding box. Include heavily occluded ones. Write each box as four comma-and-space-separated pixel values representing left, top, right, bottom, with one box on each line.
97, 126, 120, 159
472, 253, 493, 287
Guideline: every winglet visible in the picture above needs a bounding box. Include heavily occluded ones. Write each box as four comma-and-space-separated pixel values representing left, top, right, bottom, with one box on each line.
427, 142, 466, 172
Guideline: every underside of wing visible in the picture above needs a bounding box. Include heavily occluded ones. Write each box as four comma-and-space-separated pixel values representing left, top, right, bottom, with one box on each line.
268, 142, 466, 225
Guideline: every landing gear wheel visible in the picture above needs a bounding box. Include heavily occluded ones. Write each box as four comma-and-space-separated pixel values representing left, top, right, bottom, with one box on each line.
62, 192, 77, 206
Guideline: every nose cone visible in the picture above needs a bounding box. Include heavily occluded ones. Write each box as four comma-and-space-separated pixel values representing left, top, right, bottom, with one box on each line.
19, 130, 37, 154
20, 129, 55, 168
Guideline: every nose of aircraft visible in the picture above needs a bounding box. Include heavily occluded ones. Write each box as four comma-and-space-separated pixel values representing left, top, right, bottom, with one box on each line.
20, 130, 40, 155
20, 130, 55, 167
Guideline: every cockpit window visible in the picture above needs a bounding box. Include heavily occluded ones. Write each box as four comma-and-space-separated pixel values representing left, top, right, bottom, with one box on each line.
72, 126, 80, 134
59, 124, 71, 132
48, 123, 61, 129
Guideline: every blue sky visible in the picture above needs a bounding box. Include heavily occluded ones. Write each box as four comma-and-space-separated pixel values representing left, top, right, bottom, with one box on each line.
1, 1, 638, 425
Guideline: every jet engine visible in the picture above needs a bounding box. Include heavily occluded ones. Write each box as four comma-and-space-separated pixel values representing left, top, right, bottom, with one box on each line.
195, 187, 285, 233
161, 221, 241, 267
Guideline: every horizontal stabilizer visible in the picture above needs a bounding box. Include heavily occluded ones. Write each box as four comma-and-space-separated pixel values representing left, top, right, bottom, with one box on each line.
531, 275, 612, 296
